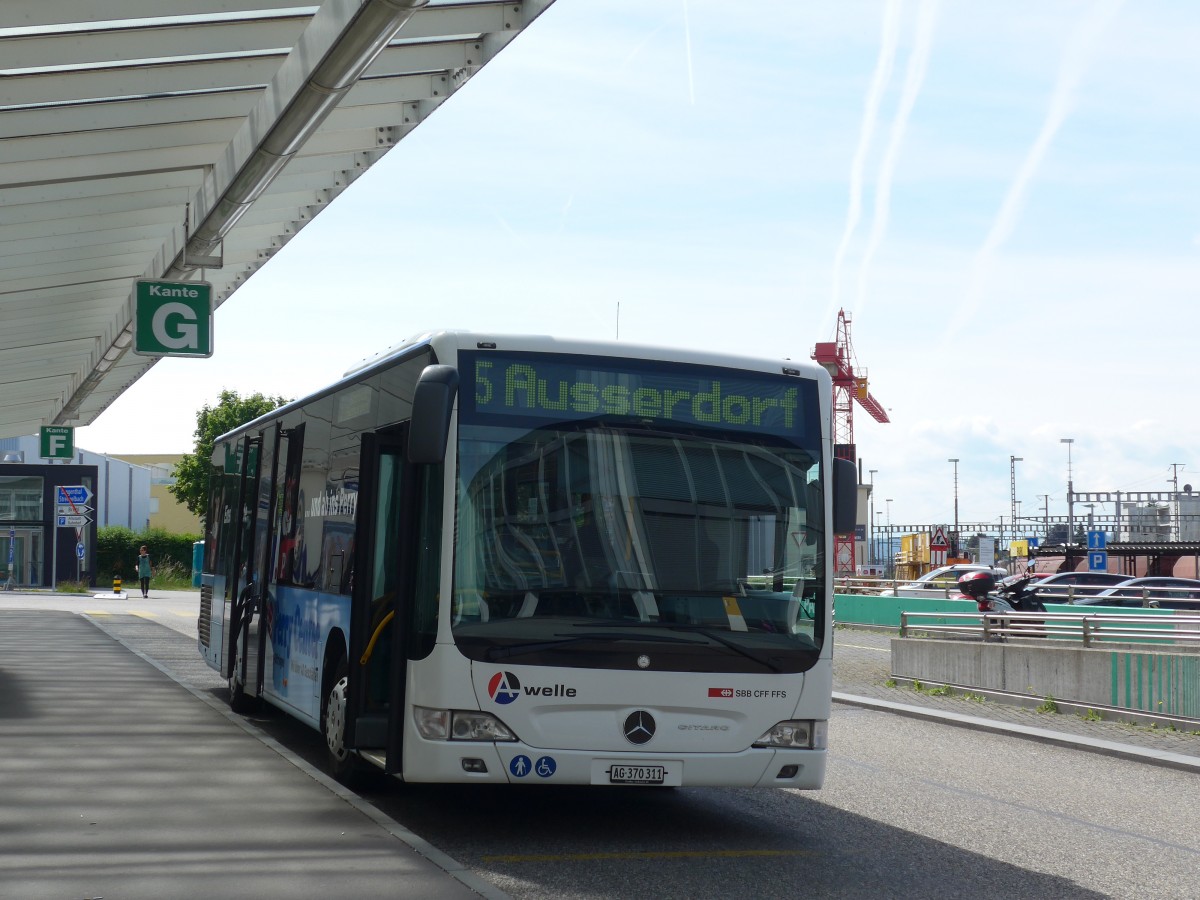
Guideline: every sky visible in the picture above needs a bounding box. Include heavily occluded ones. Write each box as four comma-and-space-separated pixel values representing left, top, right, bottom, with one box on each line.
75, 0, 1200, 534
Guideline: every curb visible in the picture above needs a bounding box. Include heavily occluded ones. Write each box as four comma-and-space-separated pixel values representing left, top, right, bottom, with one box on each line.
833, 690, 1200, 774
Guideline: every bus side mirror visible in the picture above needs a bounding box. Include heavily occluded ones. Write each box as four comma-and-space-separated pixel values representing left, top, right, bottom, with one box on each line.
408, 364, 459, 464
832, 457, 857, 535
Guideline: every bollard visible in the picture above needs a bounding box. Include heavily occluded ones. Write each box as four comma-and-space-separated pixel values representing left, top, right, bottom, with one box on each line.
113, 575, 122, 595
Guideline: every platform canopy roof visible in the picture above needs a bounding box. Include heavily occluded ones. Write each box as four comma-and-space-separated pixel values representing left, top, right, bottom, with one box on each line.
0, 0, 554, 440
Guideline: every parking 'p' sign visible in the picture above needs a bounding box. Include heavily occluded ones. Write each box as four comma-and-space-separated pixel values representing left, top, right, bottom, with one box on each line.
133, 280, 213, 357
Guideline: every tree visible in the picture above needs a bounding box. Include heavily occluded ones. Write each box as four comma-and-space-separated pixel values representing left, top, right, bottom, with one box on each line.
169, 389, 289, 518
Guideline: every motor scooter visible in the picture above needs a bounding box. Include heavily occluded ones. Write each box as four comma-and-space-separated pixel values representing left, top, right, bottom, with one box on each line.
957, 570, 1047, 639
992, 571, 1047, 614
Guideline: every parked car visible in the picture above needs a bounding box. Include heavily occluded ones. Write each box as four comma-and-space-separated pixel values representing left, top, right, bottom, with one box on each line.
997, 572, 1053, 588
1023, 571, 1129, 601
1073, 577, 1200, 610
877, 564, 1008, 598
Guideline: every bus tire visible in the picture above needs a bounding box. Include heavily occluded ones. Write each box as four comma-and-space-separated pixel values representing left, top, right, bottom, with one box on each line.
228, 646, 259, 714
322, 656, 361, 786
228, 670, 258, 713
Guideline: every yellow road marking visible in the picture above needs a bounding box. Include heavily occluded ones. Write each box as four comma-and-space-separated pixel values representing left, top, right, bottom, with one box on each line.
482, 849, 814, 863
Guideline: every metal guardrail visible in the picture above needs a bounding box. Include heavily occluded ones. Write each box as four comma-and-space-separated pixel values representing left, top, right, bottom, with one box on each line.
835, 576, 1003, 598
837, 576, 1200, 607
835, 576, 1002, 597
899, 610, 1200, 646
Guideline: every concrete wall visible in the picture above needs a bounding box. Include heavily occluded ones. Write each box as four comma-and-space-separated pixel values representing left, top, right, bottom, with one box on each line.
891, 638, 1200, 720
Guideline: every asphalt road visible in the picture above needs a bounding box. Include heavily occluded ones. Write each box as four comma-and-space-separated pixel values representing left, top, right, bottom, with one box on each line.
4, 590, 1200, 899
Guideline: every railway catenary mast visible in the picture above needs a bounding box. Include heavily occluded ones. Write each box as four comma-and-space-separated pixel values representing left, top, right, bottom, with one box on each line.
812, 309, 890, 575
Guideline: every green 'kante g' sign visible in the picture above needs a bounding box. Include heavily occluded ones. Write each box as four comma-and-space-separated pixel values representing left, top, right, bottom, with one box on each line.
133, 280, 214, 357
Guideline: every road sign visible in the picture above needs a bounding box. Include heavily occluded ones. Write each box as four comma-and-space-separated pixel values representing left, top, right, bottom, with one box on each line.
55, 485, 92, 506
1087, 530, 1106, 550
56, 504, 92, 517
40, 425, 74, 459
930, 525, 949, 549
58, 515, 91, 528
1088, 550, 1108, 572
76, 542, 86, 560
133, 280, 214, 357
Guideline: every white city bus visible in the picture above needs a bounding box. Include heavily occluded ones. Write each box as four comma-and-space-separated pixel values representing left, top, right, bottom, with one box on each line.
198, 331, 855, 788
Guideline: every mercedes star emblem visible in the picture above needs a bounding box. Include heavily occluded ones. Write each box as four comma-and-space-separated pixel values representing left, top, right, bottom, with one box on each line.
623, 710, 656, 745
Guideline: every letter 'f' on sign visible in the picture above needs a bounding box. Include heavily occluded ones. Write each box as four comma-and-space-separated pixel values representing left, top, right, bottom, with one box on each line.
133, 280, 213, 357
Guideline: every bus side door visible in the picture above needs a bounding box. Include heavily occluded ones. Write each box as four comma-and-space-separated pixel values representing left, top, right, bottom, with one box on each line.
347, 427, 415, 774
221, 435, 262, 695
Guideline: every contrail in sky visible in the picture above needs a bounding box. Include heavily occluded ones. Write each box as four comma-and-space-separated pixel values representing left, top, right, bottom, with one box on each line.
824, 0, 902, 332
854, 0, 939, 321
944, 0, 1124, 341
682, 0, 695, 105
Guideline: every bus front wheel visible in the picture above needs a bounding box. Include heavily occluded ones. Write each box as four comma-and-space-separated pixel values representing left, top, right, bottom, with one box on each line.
322, 657, 360, 785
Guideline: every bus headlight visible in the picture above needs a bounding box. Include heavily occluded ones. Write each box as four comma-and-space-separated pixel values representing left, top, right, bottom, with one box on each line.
753, 719, 827, 750
413, 707, 518, 742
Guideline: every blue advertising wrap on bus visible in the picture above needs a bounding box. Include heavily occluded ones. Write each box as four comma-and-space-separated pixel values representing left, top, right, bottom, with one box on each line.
264, 586, 350, 723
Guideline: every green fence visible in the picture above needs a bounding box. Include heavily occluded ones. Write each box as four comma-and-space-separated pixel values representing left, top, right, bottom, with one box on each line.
834, 593, 1177, 632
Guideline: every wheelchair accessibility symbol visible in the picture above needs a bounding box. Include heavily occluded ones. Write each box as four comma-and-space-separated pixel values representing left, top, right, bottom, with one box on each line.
535, 756, 556, 778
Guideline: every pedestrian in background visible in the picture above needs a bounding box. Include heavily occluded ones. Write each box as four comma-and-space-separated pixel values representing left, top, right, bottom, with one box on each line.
137, 545, 153, 598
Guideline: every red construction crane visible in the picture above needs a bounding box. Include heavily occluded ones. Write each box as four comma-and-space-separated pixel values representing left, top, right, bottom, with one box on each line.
812, 308, 890, 575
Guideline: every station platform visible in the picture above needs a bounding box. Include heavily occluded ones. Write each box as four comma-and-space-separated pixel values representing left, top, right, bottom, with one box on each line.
0, 609, 494, 899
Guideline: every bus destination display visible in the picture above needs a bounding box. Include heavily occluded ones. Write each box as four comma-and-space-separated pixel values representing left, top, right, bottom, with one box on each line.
462, 351, 811, 438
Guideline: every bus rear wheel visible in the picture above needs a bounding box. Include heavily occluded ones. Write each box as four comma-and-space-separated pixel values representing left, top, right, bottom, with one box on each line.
228, 648, 258, 714
228, 670, 257, 713
322, 657, 361, 785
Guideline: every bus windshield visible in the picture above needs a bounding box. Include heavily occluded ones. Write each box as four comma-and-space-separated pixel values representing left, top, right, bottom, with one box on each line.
451, 416, 826, 674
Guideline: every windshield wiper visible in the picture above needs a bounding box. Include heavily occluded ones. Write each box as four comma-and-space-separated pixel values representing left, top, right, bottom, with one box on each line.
572, 622, 786, 673
665, 625, 787, 673
485, 631, 700, 660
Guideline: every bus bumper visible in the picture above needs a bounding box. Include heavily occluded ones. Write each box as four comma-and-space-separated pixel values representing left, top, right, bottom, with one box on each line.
401, 740, 826, 789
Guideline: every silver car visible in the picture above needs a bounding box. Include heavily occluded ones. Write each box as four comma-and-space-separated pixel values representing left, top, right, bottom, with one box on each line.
1074, 577, 1200, 610
877, 564, 1009, 598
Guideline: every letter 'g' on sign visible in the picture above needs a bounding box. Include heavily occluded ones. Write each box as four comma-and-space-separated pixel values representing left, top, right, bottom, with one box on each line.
152, 302, 198, 349
133, 280, 214, 357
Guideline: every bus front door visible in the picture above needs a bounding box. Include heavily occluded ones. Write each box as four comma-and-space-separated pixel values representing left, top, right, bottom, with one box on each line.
348, 428, 414, 774
221, 434, 263, 711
